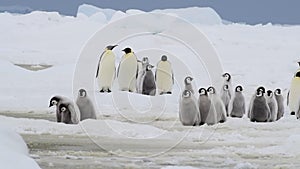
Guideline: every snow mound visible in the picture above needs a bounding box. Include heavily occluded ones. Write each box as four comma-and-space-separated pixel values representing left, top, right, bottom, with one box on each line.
0, 127, 40, 169
153, 7, 222, 25
77, 4, 116, 21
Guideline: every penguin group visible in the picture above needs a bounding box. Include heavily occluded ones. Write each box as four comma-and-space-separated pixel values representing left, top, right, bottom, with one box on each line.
96, 46, 174, 95
49, 88, 96, 124
179, 72, 287, 126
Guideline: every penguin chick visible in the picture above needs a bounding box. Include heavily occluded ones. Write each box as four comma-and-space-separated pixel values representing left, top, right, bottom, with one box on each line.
274, 88, 284, 120
249, 87, 270, 122
266, 90, 278, 122
220, 84, 231, 116
58, 101, 80, 124
184, 76, 194, 94
198, 88, 211, 125
207, 86, 227, 123
222, 72, 233, 98
136, 57, 149, 94
49, 95, 69, 122
76, 89, 97, 121
142, 64, 156, 96
228, 85, 246, 118
179, 90, 201, 126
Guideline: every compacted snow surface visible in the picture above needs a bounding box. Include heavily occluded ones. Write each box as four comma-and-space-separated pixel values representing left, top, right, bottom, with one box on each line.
1, 4, 300, 169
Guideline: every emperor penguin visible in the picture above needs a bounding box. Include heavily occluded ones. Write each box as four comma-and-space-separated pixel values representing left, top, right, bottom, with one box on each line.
220, 84, 231, 116
198, 88, 211, 125
207, 86, 227, 123
49, 95, 69, 122
249, 87, 270, 122
228, 85, 246, 118
222, 73, 234, 98
155, 55, 174, 95
184, 76, 194, 94
136, 57, 149, 94
76, 89, 97, 121
142, 64, 156, 96
117, 47, 138, 92
288, 62, 300, 116
58, 101, 80, 124
266, 90, 278, 122
274, 88, 284, 120
96, 45, 118, 93
179, 90, 201, 126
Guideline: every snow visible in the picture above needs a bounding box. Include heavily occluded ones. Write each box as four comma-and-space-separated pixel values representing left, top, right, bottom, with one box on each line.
1, 4, 300, 168
0, 126, 40, 169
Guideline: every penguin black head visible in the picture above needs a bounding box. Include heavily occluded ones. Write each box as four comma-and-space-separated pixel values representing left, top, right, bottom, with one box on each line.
298, 62, 300, 67
207, 86, 216, 94
122, 48, 132, 54
295, 71, 300, 78
146, 64, 154, 71
161, 55, 168, 61
267, 90, 273, 97
142, 57, 149, 64
257, 86, 266, 93
184, 76, 193, 84
198, 88, 207, 96
222, 73, 231, 82
106, 45, 118, 50
274, 88, 281, 95
256, 87, 265, 97
182, 90, 192, 98
49, 96, 61, 107
78, 89, 87, 97
59, 103, 69, 112
235, 85, 243, 92
223, 85, 229, 91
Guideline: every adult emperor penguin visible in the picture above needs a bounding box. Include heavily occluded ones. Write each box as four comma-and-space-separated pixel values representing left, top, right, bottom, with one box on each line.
136, 57, 149, 94
220, 84, 231, 116
266, 90, 278, 122
76, 89, 97, 121
117, 47, 138, 92
228, 85, 246, 118
58, 101, 80, 124
155, 55, 174, 95
142, 64, 156, 96
288, 62, 300, 116
274, 88, 284, 120
49, 95, 69, 122
96, 45, 118, 93
249, 87, 270, 122
198, 88, 211, 125
179, 90, 201, 126
184, 76, 194, 94
222, 73, 233, 98
207, 86, 227, 123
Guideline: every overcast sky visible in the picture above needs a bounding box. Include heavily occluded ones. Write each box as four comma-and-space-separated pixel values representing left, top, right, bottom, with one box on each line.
0, 0, 299, 25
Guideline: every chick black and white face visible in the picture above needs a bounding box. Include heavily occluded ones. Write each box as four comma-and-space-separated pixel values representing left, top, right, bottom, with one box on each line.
223, 73, 231, 81
185, 76, 193, 84
78, 89, 87, 97
51, 100, 58, 106
223, 85, 229, 91
183, 90, 191, 98
235, 85, 243, 92
274, 89, 281, 95
266, 90, 273, 97
207, 86, 215, 94
257, 86, 265, 94
146, 65, 153, 71
198, 88, 207, 95
49, 97, 60, 107
256, 88, 264, 97
142, 57, 149, 64
60, 106, 67, 112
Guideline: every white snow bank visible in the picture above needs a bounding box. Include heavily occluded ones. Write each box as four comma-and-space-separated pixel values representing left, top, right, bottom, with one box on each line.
0, 127, 40, 169
77, 4, 222, 25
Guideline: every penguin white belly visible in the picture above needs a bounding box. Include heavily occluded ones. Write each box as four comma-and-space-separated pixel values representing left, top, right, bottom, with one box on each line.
118, 55, 137, 91
97, 52, 115, 90
156, 62, 173, 93
289, 78, 300, 113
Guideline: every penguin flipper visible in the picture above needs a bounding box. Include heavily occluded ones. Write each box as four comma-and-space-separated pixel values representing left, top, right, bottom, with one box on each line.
96, 51, 105, 78
172, 71, 174, 84
116, 62, 121, 78
287, 90, 290, 106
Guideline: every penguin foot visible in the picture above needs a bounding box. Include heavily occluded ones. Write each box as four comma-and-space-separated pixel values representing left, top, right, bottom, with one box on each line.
100, 89, 105, 93
250, 119, 255, 122
107, 89, 112, 93
291, 112, 295, 115
166, 91, 172, 94
199, 122, 205, 126
219, 120, 225, 123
